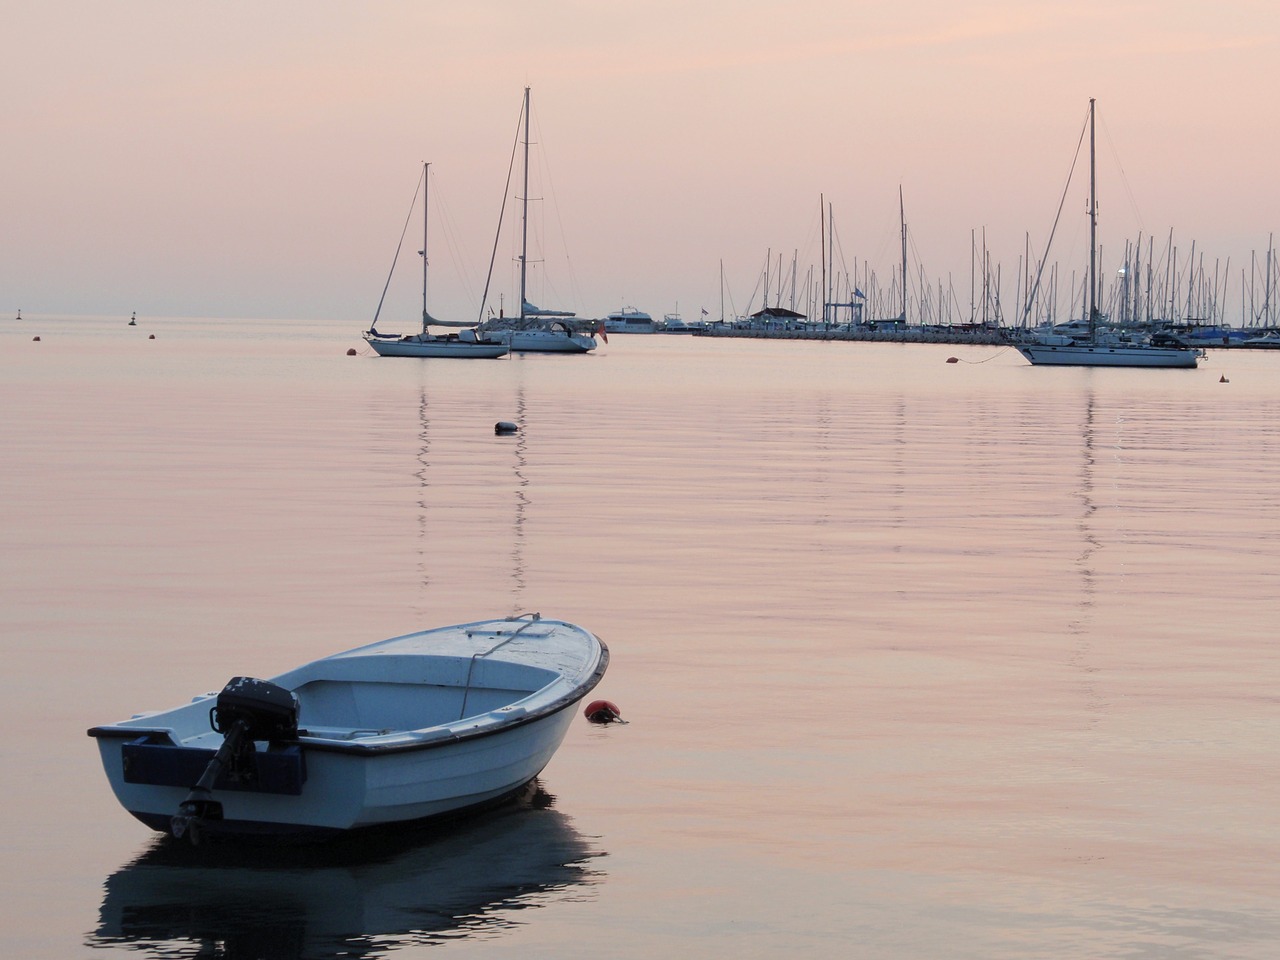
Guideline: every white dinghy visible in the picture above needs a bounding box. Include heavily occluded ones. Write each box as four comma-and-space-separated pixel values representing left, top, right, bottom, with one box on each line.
88, 615, 608, 840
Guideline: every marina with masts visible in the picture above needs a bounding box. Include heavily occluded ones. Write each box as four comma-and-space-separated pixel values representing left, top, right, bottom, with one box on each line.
682, 167, 1279, 350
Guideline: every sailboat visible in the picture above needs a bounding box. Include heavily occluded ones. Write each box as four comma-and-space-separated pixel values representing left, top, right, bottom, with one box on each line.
1014, 100, 1202, 369
477, 88, 598, 354
364, 163, 509, 359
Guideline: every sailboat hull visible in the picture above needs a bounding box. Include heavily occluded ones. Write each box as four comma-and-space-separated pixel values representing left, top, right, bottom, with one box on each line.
1016, 343, 1199, 368
496, 330, 596, 353
366, 336, 508, 359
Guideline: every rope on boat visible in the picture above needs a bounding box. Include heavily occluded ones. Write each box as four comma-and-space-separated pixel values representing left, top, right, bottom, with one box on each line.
478, 102, 526, 325
459, 613, 544, 719
371, 167, 426, 331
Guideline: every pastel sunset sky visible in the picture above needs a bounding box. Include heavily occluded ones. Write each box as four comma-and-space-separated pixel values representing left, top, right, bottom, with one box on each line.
5, 1, 1277, 325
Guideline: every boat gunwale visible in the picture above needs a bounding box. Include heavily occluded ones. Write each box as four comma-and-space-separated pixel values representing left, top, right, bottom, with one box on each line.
87, 620, 609, 756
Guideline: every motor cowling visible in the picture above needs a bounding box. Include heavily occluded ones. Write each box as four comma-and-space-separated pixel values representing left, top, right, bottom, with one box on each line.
212, 677, 299, 741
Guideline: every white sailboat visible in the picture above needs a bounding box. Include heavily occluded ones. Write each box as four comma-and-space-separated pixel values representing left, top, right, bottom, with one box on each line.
364, 163, 509, 359
1015, 100, 1202, 369
478, 88, 599, 355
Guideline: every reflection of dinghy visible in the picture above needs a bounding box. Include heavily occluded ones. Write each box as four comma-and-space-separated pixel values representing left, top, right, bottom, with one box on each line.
88, 615, 608, 839
89, 783, 603, 957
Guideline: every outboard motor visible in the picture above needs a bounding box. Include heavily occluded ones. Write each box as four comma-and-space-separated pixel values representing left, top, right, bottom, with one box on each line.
171, 677, 299, 842
212, 676, 299, 741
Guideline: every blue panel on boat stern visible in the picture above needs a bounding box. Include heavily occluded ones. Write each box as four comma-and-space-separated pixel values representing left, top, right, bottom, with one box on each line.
122, 735, 306, 795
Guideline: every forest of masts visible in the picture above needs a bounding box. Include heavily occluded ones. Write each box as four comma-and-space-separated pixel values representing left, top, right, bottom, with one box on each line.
726, 199, 1279, 331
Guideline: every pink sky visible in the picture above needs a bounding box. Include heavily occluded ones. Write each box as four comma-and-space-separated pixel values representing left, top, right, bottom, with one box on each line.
4, 1, 1278, 325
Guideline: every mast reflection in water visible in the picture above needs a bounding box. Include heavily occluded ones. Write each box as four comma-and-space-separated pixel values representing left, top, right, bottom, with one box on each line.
506, 382, 530, 611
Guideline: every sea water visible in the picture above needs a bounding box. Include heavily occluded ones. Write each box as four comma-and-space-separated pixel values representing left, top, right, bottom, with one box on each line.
2, 315, 1278, 958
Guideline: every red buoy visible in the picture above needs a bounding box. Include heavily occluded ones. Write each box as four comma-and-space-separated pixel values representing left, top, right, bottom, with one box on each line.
584, 699, 622, 724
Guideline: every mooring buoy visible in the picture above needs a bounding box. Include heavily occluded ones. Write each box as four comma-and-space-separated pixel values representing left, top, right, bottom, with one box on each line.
495, 421, 518, 435
584, 699, 623, 724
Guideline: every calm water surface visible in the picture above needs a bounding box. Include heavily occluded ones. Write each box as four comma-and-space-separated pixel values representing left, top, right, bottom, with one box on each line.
2, 315, 1278, 958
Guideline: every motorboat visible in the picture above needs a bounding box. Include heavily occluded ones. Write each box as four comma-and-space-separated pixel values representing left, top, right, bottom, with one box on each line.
1242, 331, 1280, 348
603, 307, 657, 334
88, 615, 608, 840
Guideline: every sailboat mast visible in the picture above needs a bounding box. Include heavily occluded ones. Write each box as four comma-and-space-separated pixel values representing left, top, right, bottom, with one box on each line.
719, 259, 724, 323
899, 186, 908, 322
820, 195, 827, 324
519, 86, 531, 320
1087, 98, 1097, 339
422, 161, 430, 333
1265, 234, 1274, 325
970, 229, 976, 324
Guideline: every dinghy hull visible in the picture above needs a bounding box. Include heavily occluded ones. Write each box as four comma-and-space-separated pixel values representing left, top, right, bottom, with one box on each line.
89, 617, 608, 838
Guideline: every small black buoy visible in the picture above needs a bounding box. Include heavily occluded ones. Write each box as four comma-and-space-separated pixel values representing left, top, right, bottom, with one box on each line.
946, 357, 959, 363
32, 335, 40, 342
584, 699, 624, 724
495, 421, 518, 435
148, 334, 155, 339
346, 347, 357, 356
1220, 375, 1229, 383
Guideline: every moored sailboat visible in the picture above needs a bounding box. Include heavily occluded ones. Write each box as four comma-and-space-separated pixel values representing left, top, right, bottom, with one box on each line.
364, 163, 509, 359
477, 88, 598, 355
1014, 100, 1202, 369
